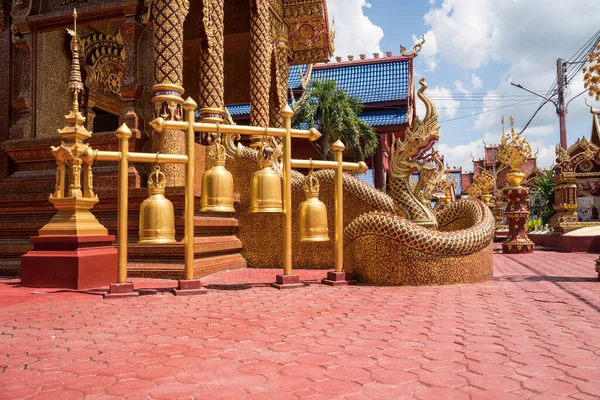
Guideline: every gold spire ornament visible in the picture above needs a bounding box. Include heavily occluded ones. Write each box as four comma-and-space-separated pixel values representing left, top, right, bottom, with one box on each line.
297, 166, 329, 242
39, 9, 108, 236
138, 163, 176, 244
200, 131, 235, 213
497, 116, 532, 187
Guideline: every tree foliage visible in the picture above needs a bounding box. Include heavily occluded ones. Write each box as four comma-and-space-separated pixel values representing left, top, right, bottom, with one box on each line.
291, 80, 378, 161
584, 43, 600, 101
529, 169, 556, 226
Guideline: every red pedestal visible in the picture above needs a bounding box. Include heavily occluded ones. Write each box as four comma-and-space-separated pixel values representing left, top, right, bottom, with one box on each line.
321, 271, 357, 286
21, 235, 117, 290
104, 282, 138, 299
172, 279, 207, 296
271, 274, 304, 289
502, 186, 534, 254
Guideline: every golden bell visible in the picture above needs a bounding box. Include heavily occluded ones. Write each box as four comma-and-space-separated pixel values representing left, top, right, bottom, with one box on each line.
200, 143, 235, 212
250, 156, 283, 213
298, 174, 329, 242
139, 166, 176, 244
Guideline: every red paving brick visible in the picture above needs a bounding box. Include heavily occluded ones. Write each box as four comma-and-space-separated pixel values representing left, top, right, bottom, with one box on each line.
1, 244, 600, 399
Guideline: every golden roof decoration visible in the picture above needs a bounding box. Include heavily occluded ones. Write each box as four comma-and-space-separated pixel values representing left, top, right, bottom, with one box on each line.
497, 116, 532, 171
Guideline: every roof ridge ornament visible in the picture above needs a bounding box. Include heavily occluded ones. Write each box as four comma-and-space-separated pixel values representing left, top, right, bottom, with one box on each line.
400, 34, 425, 58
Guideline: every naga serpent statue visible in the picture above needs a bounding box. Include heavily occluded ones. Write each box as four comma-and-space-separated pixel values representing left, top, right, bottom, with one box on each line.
343, 78, 495, 285
228, 78, 494, 285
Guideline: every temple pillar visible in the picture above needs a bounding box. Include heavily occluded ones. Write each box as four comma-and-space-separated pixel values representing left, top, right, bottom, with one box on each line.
550, 170, 579, 234
269, 11, 290, 129
119, 5, 145, 134
151, 0, 189, 186
249, 0, 272, 145
502, 185, 534, 254
0, 14, 11, 180
197, 0, 225, 139
10, 27, 33, 141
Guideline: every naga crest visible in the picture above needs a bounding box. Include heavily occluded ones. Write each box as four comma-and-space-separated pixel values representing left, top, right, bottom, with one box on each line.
390, 78, 441, 177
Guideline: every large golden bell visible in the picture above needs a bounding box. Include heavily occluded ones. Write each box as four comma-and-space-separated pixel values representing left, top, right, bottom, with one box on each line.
200, 156, 235, 213
139, 166, 176, 244
298, 174, 329, 242
250, 157, 283, 213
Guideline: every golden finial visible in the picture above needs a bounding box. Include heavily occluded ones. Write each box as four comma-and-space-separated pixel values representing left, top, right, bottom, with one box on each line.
497, 116, 532, 171
501, 114, 505, 135
509, 116, 515, 131
67, 8, 83, 113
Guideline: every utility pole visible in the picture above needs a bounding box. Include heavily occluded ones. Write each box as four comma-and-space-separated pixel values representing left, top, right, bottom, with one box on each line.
556, 58, 567, 149
511, 57, 569, 149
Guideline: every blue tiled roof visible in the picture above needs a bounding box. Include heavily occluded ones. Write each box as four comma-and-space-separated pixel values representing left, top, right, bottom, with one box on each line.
360, 109, 407, 127
224, 105, 407, 128
288, 61, 410, 103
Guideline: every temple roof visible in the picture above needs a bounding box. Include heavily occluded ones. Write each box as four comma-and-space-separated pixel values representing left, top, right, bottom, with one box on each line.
224, 57, 411, 130
288, 59, 410, 103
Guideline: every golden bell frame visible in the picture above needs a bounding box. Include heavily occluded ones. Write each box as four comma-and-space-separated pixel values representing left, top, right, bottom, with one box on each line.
298, 171, 329, 242
53, 96, 363, 287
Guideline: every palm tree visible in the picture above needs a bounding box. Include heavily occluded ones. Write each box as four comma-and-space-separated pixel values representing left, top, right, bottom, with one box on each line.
291, 80, 378, 161
529, 169, 556, 226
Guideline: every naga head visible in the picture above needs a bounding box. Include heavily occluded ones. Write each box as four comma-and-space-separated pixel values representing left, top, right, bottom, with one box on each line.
390, 78, 440, 176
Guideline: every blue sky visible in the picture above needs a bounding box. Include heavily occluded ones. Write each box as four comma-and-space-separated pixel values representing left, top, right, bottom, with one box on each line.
327, 0, 600, 170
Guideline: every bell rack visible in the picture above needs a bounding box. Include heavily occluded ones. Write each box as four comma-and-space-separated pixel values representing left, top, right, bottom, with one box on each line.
153, 103, 367, 289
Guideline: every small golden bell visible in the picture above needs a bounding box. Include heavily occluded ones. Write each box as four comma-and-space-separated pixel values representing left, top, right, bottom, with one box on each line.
298, 173, 329, 242
250, 145, 283, 213
138, 165, 176, 244
200, 141, 235, 213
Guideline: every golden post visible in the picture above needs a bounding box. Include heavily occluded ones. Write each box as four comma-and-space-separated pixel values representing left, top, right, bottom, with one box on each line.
332, 140, 345, 273
115, 124, 132, 283
183, 98, 198, 280
281, 105, 294, 276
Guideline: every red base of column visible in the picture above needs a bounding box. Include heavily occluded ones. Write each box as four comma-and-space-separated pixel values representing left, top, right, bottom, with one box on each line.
271, 274, 304, 290
502, 241, 534, 254
21, 235, 117, 290
321, 271, 357, 286
172, 279, 207, 296
103, 282, 139, 299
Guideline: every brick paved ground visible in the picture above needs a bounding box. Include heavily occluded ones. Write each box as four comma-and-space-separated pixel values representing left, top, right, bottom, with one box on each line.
1, 245, 600, 399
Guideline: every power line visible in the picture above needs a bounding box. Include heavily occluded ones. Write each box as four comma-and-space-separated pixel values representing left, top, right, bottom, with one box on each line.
438, 99, 534, 123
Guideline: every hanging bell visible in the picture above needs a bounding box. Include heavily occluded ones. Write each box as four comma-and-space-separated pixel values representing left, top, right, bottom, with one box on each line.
139, 165, 176, 244
298, 173, 329, 242
200, 141, 235, 212
250, 145, 283, 213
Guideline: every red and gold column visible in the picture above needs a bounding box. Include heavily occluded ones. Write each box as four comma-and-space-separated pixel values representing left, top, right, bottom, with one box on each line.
151, 0, 189, 186
197, 0, 225, 143
249, 0, 272, 146
550, 149, 579, 233
502, 171, 534, 254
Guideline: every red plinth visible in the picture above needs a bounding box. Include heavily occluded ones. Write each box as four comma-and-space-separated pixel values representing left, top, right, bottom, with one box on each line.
271, 274, 304, 289
321, 271, 357, 286
104, 282, 138, 299
172, 279, 207, 296
502, 186, 534, 254
21, 235, 117, 290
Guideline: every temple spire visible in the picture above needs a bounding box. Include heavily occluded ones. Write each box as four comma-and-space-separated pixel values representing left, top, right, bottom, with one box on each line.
67, 9, 83, 113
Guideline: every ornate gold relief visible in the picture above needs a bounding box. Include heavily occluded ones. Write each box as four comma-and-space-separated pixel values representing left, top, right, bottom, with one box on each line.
80, 32, 125, 99
283, 0, 332, 64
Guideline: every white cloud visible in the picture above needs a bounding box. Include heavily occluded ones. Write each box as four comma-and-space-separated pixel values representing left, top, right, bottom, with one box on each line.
417, 85, 460, 118
454, 80, 470, 97
471, 74, 482, 89
327, 0, 383, 58
413, 31, 437, 71
420, 0, 600, 169
437, 139, 483, 170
